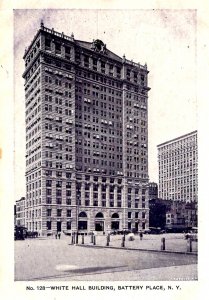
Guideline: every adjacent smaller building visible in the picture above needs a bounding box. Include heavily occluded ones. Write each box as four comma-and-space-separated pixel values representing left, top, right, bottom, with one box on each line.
148, 182, 197, 231
149, 198, 197, 231
15, 197, 26, 227
166, 201, 197, 231
149, 198, 172, 229
148, 182, 158, 200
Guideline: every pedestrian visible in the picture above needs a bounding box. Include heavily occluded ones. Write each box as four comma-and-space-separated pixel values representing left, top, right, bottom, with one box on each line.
140, 231, 143, 240
55, 232, 57, 239
58, 232, 61, 239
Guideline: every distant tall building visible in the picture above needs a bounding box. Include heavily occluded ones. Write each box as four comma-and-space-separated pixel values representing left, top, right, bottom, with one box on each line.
23, 22, 150, 235
148, 182, 158, 200
157, 131, 198, 202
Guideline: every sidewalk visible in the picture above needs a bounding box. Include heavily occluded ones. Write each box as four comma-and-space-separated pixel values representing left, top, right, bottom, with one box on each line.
69, 233, 198, 255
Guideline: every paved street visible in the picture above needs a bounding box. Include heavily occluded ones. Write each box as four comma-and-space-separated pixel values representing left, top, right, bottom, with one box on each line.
15, 234, 197, 281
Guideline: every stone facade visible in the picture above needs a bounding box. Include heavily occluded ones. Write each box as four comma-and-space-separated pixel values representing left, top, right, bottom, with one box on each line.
23, 22, 150, 235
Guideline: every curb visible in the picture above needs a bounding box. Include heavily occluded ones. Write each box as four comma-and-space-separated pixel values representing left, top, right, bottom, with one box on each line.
71, 243, 198, 256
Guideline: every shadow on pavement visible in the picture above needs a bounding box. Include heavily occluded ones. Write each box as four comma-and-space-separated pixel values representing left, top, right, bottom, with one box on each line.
25, 265, 127, 281
63, 265, 127, 273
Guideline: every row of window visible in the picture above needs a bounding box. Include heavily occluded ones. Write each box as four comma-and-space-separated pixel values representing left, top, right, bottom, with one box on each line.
45, 75, 72, 88
25, 58, 41, 82
26, 125, 41, 140
45, 95, 72, 108
26, 152, 42, 165
44, 197, 146, 208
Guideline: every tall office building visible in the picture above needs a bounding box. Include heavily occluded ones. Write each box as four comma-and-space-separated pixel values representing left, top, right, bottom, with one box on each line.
157, 131, 198, 202
23, 22, 150, 235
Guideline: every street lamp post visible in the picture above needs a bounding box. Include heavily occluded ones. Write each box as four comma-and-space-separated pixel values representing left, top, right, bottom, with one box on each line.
76, 195, 80, 244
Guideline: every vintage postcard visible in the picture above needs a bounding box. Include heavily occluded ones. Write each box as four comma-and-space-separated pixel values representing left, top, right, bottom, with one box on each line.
0, 1, 208, 300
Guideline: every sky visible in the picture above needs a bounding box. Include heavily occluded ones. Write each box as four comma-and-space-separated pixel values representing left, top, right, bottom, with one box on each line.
14, 9, 197, 200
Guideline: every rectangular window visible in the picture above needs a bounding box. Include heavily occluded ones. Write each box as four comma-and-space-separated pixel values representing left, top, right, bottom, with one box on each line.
67, 210, 71, 217
67, 221, 71, 230
46, 197, 52, 204
66, 198, 71, 205
56, 198, 62, 205
57, 209, 62, 217
47, 221, 51, 230
46, 189, 52, 196
45, 39, 51, 48
65, 46, 71, 54
55, 43, 61, 52
47, 209, 51, 217
56, 190, 62, 196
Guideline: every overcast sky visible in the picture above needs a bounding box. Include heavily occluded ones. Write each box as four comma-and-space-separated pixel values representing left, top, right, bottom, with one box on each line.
14, 9, 197, 199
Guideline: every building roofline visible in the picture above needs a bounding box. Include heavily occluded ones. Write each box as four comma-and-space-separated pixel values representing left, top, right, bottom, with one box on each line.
157, 130, 197, 148
23, 23, 148, 72
23, 29, 41, 59
16, 197, 25, 203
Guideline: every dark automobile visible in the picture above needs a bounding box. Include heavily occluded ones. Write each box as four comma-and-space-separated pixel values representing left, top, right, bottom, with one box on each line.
148, 227, 164, 234
110, 229, 132, 235
142, 228, 151, 234
26, 231, 39, 238
14, 226, 27, 240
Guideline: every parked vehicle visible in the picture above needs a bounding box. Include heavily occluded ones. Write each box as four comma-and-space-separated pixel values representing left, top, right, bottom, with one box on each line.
148, 227, 164, 234
14, 226, 27, 240
26, 231, 39, 238
143, 228, 151, 234
185, 227, 198, 241
110, 229, 132, 235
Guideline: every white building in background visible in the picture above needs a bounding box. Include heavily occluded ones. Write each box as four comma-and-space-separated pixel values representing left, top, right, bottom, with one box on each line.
157, 130, 198, 202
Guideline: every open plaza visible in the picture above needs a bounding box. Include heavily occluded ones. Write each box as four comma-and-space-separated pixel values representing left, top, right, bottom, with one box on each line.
15, 233, 197, 281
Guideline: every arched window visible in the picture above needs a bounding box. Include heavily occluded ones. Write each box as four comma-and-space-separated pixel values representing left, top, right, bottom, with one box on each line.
78, 211, 87, 218
95, 212, 104, 218
112, 213, 119, 218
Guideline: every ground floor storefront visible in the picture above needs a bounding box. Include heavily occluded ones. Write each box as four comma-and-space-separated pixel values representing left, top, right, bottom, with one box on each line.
26, 206, 149, 236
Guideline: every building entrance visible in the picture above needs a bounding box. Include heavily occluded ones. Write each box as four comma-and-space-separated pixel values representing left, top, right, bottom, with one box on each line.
95, 221, 104, 231
57, 221, 62, 232
111, 221, 119, 230
78, 220, 87, 230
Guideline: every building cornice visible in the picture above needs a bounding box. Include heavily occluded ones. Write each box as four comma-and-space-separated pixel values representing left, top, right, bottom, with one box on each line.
23, 23, 149, 73
157, 130, 197, 148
